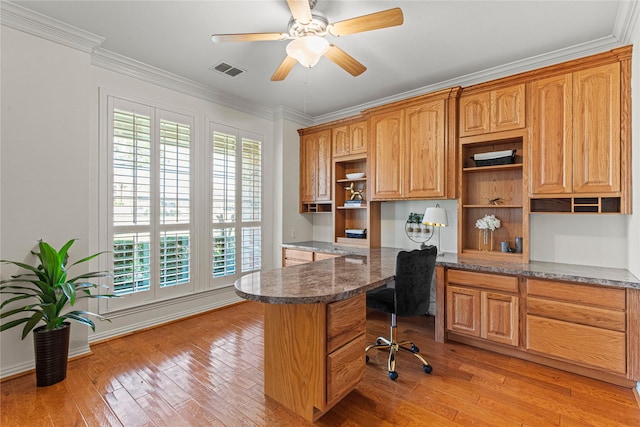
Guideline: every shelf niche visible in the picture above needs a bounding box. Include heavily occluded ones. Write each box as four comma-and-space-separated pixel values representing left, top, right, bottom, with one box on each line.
333, 156, 380, 247
459, 132, 528, 262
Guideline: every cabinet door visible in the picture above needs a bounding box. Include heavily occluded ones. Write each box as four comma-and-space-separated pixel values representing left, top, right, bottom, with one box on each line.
491, 84, 526, 133
446, 286, 480, 337
573, 62, 621, 193
332, 125, 350, 158
370, 110, 403, 199
481, 291, 519, 346
459, 92, 490, 137
300, 134, 317, 203
404, 100, 446, 198
349, 121, 367, 155
530, 74, 573, 194
316, 131, 332, 201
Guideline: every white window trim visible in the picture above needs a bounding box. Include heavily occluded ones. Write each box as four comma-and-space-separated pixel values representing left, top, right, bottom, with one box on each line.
208, 121, 264, 289
99, 89, 201, 313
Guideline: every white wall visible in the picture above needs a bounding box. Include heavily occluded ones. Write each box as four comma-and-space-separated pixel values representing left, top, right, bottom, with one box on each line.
1, 26, 94, 375
1, 25, 283, 378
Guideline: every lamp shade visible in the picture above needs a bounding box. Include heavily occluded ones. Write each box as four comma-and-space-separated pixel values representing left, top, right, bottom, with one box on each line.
423, 205, 448, 227
286, 36, 329, 68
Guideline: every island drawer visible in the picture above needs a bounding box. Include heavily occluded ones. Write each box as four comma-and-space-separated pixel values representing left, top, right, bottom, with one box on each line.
326, 333, 366, 405
448, 269, 518, 293
327, 294, 366, 353
282, 248, 314, 263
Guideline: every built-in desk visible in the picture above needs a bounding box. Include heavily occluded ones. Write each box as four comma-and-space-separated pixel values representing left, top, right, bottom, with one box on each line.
234, 248, 401, 422
279, 242, 640, 388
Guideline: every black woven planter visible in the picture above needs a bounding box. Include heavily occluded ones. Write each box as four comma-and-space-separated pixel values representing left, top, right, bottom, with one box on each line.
33, 322, 71, 387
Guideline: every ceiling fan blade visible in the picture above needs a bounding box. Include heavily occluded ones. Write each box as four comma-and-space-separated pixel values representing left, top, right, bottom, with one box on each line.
271, 56, 298, 81
324, 45, 366, 77
212, 33, 288, 43
328, 7, 404, 36
287, 0, 312, 24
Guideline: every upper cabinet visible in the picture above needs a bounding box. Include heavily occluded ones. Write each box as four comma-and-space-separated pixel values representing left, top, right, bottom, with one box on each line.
530, 63, 620, 196
459, 84, 525, 137
367, 88, 461, 201
528, 50, 631, 214
332, 120, 367, 158
299, 129, 332, 213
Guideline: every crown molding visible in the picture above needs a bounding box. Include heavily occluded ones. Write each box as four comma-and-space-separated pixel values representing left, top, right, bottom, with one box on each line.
2, 0, 635, 126
0, 1, 312, 123
273, 105, 314, 127
314, 35, 623, 124
0, 1, 104, 52
613, 0, 640, 44
91, 48, 275, 121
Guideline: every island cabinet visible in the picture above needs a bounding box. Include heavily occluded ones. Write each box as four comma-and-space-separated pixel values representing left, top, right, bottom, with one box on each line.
264, 294, 366, 422
459, 83, 525, 137
441, 266, 640, 387
366, 87, 461, 200
528, 48, 632, 214
299, 128, 332, 213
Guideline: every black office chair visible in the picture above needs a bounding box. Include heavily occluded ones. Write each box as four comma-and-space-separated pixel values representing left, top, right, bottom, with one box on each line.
365, 246, 437, 380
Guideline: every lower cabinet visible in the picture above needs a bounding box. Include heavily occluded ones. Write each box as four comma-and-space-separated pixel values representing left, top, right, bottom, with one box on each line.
282, 248, 340, 267
444, 268, 635, 385
526, 278, 627, 375
446, 270, 519, 346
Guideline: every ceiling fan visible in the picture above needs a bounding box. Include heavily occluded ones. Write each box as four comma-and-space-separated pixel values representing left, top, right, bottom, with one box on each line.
211, 0, 404, 81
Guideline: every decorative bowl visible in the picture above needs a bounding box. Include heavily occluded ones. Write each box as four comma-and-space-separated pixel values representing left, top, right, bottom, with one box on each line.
346, 172, 365, 179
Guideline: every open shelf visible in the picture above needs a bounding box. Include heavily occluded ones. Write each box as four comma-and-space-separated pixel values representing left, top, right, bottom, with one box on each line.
459, 132, 528, 263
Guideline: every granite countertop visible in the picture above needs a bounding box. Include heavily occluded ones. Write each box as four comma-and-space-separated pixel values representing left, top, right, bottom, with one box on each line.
236, 242, 640, 305
235, 247, 403, 304
282, 241, 640, 290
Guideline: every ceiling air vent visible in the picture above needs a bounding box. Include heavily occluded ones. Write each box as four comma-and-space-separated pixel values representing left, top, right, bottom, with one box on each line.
210, 62, 245, 77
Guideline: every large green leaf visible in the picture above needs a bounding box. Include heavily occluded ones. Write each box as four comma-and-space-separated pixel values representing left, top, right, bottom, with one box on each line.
21, 312, 44, 338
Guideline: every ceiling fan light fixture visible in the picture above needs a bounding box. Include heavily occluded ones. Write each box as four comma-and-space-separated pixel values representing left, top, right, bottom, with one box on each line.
286, 36, 329, 68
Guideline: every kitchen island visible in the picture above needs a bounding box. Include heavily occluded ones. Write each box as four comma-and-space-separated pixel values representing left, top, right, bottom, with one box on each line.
234, 248, 403, 422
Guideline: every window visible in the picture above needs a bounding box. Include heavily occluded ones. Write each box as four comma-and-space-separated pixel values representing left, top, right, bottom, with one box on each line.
107, 97, 194, 307
210, 124, 262, 284
102, 93, 264, 312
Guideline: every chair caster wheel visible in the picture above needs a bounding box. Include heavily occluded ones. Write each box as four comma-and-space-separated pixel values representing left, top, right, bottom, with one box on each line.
423, 364, 433, 374
411, 344, 419, 353
366, 355, 369, 364
376, 339, 383, 345
389, 371, 398, 381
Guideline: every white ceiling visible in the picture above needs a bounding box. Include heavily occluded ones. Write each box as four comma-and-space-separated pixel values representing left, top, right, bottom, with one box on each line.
6, 1, 638, 120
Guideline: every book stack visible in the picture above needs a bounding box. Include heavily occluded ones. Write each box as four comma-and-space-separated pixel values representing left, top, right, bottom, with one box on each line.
344, 200, 363, 207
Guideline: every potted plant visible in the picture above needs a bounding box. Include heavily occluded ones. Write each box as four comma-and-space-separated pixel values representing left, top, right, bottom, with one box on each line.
0, 239, 115, 386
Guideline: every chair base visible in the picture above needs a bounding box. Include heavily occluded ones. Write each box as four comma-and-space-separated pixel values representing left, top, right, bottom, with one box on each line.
365, 322, 432, 380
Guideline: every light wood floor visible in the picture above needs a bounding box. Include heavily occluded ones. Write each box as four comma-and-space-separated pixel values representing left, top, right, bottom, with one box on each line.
2, 301, 639, 426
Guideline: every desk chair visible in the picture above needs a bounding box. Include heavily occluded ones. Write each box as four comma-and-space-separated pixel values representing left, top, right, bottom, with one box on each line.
365, 246, 437, 380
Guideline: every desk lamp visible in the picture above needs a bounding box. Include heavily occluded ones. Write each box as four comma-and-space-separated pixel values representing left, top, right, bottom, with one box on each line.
422, 204, 448, 256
